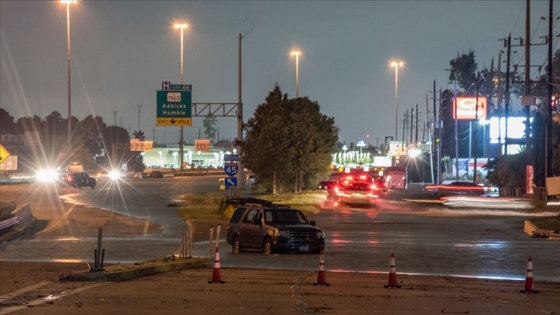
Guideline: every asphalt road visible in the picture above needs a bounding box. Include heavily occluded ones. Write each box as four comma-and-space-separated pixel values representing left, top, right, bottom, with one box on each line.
1, 177, 559, 282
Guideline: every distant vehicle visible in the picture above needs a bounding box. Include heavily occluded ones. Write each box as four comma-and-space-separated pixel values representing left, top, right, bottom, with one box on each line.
373, 176, 388, 194
334, 175, 378, 207
317, 180, 337, 192
424, 181, 494, 198
66, 162, 83, 173
147, 171, 164, 178
226, 200, 325, 254
246, 174, 256, 186
385, 167, 407, 189
61, 172, 97, 189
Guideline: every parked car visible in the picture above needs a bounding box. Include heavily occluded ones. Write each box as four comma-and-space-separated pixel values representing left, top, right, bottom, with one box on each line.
226, 200, 325, 254
60, 172, 97, 189
334, 175, 378, 207
424, 181, 493, 198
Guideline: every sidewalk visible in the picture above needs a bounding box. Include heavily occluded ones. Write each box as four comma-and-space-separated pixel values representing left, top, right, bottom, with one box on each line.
1, 260, 559, 314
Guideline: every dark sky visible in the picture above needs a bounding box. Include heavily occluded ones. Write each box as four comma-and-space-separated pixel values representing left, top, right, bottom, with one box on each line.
0, 1, 555, 145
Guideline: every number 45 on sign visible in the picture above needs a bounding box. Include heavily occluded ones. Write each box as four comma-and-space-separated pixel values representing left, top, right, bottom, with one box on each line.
224, 164, 238, 177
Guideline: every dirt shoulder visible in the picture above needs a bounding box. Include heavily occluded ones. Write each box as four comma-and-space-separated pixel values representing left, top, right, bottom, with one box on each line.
1, 261, 559, 314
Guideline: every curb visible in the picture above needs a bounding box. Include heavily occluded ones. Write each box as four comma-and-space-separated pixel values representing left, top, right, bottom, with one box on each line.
524, 220, 560, 239
60, 257, 212, 282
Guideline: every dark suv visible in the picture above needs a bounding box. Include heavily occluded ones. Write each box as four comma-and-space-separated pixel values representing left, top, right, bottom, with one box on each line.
61, 172, 97, 189
226, 200, 325, 254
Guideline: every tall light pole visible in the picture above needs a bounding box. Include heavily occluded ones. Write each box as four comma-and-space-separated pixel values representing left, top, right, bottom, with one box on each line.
390, 61, 403, 142
61, 0, 76, 151
174, 23, 188, 170
290, 51, 301, 98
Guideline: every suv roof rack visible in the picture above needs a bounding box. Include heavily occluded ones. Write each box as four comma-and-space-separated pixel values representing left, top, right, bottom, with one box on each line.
225, 197, 273, 206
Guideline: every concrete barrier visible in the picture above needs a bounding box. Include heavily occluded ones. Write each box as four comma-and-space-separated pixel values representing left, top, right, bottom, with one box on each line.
524, 219, 558, 239
60, 257, 212, 282
0, 203, 35, 243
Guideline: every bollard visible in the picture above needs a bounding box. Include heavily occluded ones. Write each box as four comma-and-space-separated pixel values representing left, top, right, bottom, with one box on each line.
186, 219, 194, 258
215, 224, 221, 249
209, 225, 214, 251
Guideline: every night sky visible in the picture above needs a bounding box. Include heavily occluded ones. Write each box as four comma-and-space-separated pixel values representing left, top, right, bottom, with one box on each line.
1, 1, 554, 145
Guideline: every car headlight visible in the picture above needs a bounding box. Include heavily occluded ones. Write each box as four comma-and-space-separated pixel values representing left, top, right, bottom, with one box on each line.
36, 169, 59, 182
108, 170, 122, 180
316, 230, 325, 239
277, 230, 290, 238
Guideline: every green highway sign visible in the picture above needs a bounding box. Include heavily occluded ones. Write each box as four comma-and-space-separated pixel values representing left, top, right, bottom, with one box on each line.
170, 84, 191, 90
156, 90, 192, 126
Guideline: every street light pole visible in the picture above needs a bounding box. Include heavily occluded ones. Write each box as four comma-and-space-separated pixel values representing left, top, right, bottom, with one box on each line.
174, 23, 188, 170
291, 51, 301, 98
391, 61, 403, 141
61, 0, 76, 151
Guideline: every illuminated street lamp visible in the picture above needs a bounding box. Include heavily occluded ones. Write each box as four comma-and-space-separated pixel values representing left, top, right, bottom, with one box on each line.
290, 51, 302, 98
61, 0, 76, 150
390, 61, 404, 141
174, 23, 188, 170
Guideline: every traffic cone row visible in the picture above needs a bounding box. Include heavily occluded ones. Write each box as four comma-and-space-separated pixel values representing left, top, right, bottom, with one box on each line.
206, 249, 540, 293
520, 256, 538, 293
384, 252, 401, 288
208, 246, 225, 284
313, 250, 330, 286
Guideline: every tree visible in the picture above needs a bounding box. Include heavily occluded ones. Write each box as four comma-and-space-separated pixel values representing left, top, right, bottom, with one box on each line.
203, 114, 217, 142
448, 50, 477, 93
0, 108, 18, 135
237, 85, 338, 194
486, 153, 527, 195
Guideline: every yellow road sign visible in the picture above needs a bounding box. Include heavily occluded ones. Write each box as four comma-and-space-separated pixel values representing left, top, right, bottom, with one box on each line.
0, 144, 10, 164
156, 118, 192, 126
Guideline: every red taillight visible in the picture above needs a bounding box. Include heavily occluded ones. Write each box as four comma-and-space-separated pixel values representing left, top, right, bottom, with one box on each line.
359, 175, 367, 180
370, 184, 376, 190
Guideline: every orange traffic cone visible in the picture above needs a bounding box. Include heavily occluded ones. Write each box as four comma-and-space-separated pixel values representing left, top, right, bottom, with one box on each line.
384, 252, 401, 288
208, 246, 225, 284
520, 256, 538, 293
313, 250, 330, 286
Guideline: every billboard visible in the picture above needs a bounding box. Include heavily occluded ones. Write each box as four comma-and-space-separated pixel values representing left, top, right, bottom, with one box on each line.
453, 97, 487, 120
489, 116, 532, 143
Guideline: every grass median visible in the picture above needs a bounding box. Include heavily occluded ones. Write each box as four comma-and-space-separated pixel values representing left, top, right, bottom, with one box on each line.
175, 191, 327, 221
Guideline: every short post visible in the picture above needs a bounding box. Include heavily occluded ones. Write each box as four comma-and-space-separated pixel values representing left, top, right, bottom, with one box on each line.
209, 225, 214, 251
91, 227, 105, 271
215, 224, 221, 249
186, 219, 194, 258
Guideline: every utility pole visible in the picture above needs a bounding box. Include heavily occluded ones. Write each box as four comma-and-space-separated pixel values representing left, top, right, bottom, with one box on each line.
545, 0, 554, 180
237, 32, 245, 188
113, 110, 117, 126
524, 0, 531, 170
453, 81, 459, 181
426, 93, 434, 184
415, 103, 419, 144
137, 104, 142, 133
473, 71, 481, 184
410, 107, 414, 145
438, 88, 442, 184
504, 34, 512, 155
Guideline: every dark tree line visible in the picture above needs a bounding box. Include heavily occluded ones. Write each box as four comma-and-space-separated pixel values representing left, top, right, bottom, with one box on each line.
0, 108, 144, 172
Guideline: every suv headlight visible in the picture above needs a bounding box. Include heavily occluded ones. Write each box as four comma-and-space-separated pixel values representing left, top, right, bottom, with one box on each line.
277, 230, 290, 238
316, 230, 325, 239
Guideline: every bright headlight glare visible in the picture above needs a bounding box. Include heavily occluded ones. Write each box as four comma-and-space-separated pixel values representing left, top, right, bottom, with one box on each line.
36, 169, 58, 182
108, 170, 121, 180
